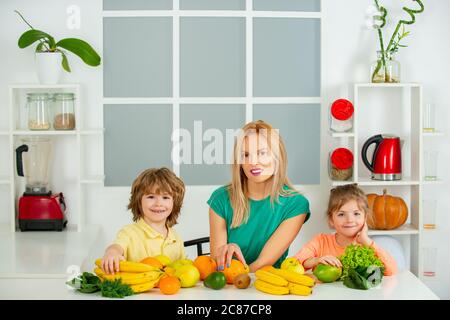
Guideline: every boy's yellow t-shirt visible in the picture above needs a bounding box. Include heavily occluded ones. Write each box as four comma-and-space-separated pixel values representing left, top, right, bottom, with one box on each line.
113, 219, 186, 263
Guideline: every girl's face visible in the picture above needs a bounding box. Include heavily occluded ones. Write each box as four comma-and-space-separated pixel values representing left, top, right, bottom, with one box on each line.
141, 191, 174, 225
329, 199, 366, 238
241, 133, 276, 184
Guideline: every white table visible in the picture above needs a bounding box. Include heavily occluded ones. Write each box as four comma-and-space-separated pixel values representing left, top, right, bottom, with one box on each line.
0, 270, 438, 300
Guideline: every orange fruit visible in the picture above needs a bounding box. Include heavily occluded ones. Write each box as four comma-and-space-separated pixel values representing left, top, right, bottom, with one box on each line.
164, 266, 176, 276
159, 276, 181, 295
223, 259, 248, 284
140, 257, 163, 269
194, 256, 217, 280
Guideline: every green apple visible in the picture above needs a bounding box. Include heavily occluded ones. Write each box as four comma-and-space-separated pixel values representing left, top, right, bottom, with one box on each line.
174, 264, 200, 288
280, 257, 305, 274
169, 258, 194, 270
313, 264, 342, 283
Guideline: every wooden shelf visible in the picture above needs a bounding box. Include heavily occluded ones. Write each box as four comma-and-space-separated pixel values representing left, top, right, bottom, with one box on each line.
368, 224, 419, 236
9, 84, 80, 89
79, 129, 104, 135
355, 82, 421, 88
357, 177, 420, 186
422, 131, 444, 137
330, 132, 355, 138
421, 179, 444, 185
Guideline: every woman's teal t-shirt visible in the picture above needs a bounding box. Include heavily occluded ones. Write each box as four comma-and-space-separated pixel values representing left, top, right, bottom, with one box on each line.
207, 185, 310, 268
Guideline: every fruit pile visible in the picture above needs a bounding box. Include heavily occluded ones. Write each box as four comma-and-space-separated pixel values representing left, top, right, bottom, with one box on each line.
94, 259, 164, 293
254, 266, 315, 296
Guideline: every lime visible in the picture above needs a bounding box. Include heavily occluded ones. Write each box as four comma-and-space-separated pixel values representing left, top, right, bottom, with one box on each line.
313, 264, 342, 283
204, 272, 227, 290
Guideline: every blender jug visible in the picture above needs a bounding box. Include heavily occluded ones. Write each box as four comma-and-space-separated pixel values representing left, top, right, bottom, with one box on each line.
16, 137, 52, 194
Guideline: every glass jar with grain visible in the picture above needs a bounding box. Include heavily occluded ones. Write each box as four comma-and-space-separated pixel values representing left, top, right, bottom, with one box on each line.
53, 93, 76, 130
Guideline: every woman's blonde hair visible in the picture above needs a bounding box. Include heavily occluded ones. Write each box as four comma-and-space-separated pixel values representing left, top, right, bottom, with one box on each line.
228, 120, 297, 228
327, 184, 371, 221
127, 167, 185, 227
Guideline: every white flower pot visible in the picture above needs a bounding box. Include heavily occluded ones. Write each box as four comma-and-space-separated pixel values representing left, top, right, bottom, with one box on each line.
35, 52, 63, 85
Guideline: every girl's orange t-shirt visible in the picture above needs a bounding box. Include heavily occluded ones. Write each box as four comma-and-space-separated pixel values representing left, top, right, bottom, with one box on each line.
294, 233, 397, 276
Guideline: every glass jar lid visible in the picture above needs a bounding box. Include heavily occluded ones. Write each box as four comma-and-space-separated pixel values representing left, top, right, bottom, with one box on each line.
53, 93, 75, 101
331, 148, 354, 170
26, 93, 52, 101
331, 99, 354, 121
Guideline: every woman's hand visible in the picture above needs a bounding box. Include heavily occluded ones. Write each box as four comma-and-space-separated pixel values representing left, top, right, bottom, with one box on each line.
316, 255, 342, 268
354, 221, 373, 247
215, 243, 248, 271
101, 245, 125, 274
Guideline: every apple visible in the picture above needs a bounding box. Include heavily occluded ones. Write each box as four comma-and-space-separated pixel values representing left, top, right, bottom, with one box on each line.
280, 257, 305, 275
170, 259, 194, 270
174, 264, 200, 288
154, 254, 171, 267
313, 264, 342, 283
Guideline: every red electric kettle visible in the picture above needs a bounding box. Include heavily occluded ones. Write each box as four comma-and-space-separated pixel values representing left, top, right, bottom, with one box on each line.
361, 134, 402, 180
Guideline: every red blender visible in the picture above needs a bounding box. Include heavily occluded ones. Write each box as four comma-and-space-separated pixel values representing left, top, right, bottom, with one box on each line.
15, 137, 67, 231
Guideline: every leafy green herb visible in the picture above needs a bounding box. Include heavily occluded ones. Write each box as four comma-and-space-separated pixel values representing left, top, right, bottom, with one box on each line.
100, 279, 134, 298
66, 272, 133, 298
339, 244, 385, 281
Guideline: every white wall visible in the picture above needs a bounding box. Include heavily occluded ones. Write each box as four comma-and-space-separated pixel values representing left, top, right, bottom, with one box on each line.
1, 0, 449, 298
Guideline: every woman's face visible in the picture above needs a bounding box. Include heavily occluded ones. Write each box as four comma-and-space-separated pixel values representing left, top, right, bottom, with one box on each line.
329, 199, 366, 238
240, 133, 276, 184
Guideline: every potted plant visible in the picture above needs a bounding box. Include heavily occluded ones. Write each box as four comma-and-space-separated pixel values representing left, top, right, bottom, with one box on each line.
15, 10, 101, 84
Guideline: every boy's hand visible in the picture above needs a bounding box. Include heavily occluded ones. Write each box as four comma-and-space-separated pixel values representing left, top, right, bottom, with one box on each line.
102, 252, 125, 275
316, 255, 342, 268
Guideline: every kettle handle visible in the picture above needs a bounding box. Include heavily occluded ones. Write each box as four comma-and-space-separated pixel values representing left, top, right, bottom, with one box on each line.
361, 134, 383, 173
15, 144, 29, 177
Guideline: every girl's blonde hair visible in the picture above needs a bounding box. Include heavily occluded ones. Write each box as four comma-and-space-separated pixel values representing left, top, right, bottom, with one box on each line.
127, 167, 185, 227
228, 120, 297, 228
327, 184, 371, 220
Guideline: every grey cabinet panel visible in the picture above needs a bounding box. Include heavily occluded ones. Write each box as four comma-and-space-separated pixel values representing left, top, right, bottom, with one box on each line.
253, 0, 320, 12
253, 104, 320, 184
104, 104, 173, 186
253, 18, 320, 97
104, 17, 172, 97
180, 18, 245, 97
103, 0, 172, 10
179, 104, 246, 185
180, 0, 245, 10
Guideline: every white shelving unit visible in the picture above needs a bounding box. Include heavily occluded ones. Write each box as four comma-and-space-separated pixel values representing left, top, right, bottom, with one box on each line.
1, 84, 104, 233
328, 82, 423, 277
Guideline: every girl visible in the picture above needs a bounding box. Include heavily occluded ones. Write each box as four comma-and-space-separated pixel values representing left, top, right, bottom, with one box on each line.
295, 184, 397, 275
101, 167, 186, 274
208, 120, 311, 272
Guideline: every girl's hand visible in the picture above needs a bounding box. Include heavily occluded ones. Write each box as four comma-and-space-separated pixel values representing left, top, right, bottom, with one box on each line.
355, 221, 373, 246
102, 251, 125, 275
316, 255, 342, 268
215, 243, 248, 272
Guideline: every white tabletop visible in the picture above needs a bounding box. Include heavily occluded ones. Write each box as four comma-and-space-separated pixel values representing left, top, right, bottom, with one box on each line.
0, 270, 438, 300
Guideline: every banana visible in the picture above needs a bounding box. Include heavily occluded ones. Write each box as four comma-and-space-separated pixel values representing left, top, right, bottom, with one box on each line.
288, 283, 313, 296
95, 259, 161, 273
266, 266, 315, 287
254, 279, 289, 295
255, 269, 288, 287
94, 268, 163, 285
130, 279, 160, 293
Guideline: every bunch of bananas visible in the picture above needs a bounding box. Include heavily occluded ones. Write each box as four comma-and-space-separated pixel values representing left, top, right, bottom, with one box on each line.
94, 259, 163, 293
254, 266, 315, 296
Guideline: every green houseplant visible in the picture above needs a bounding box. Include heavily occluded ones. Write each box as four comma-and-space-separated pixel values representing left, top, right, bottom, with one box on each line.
15, 10, 101, 84
369, 0, 424, 83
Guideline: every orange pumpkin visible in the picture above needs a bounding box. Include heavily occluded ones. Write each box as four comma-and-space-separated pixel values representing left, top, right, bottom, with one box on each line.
367, 189, 408, 230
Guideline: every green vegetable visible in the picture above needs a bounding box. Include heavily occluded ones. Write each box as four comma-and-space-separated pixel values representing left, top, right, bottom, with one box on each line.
343, 266, 383, 290
66, 272, 133, 298
339, 244, 385, 281
100, 279, 134, 298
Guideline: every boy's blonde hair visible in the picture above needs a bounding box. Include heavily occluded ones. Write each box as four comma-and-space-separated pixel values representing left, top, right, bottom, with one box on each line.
327, 184, 371, 220
228, 120, 298, 228
127, 167, 185, 227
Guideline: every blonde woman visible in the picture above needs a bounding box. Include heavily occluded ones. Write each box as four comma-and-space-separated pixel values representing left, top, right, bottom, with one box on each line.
207, 120, 310, 272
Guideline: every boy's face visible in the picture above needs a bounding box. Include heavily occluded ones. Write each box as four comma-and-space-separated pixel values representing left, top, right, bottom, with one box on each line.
241, 133, 276, 185
141, 191, 174, 225
329, 199, 366, 238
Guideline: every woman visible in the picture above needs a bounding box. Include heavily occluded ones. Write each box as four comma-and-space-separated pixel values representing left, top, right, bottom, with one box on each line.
207, 120, 310, 272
